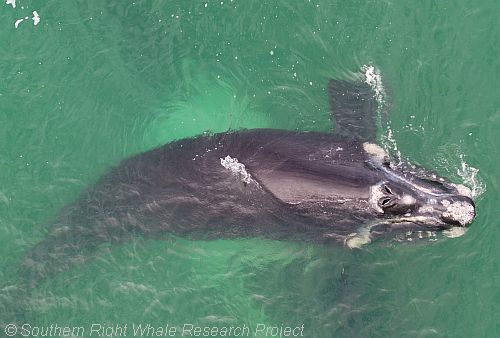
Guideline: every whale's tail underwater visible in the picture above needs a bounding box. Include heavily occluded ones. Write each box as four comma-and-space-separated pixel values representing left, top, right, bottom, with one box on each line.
2, 69, 476, 325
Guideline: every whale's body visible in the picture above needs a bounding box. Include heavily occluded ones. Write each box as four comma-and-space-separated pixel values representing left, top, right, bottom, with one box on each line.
20, 75, 476, 288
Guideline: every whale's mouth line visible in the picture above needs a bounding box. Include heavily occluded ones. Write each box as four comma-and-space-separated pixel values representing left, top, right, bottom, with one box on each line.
385, 215, 452, 228
343, 215, 458, 249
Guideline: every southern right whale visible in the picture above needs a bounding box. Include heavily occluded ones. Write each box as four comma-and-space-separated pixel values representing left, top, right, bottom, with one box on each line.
18, 69, 476, 289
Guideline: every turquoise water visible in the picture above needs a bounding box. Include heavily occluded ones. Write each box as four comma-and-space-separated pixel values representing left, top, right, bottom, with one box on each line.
1, 0, 499, 337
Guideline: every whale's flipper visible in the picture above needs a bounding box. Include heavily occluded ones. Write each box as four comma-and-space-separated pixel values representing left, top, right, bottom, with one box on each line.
328, 79, 378, 142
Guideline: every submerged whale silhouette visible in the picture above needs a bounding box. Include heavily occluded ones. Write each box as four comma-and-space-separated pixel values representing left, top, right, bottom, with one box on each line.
20, 72, 475, 288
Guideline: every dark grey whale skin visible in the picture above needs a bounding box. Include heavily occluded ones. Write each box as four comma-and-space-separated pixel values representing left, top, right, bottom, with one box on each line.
19, 77, 476, 289
21, 130, 377, 285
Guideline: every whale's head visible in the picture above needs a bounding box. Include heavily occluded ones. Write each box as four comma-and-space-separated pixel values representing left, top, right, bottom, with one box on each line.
325, 73, 477, 246
365, 143, 475, 232
371, 174, 475, 228
326, 73, 476, 234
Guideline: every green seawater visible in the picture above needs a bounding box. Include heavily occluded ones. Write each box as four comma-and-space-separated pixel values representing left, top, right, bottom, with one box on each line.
0, 1, 499, 337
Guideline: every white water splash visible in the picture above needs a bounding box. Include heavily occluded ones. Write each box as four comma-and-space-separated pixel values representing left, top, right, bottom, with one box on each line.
359, 65, 483, 244
361, 64, 402, 163
32, 10, 40, 25
5, 0, 16, 8
14, 18, 23, 28
362, 64, 384, 103
6, 0, 41, 28
457, 154, 485, 199
384, 123, 402, 164
220, 155, 254, 185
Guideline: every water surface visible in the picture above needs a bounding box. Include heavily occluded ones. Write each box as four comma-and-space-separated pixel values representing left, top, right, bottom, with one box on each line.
0, 1, 498, 337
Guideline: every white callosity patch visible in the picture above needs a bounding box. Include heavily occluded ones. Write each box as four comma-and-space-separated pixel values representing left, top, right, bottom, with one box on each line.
453, 184, 472, 199
403, 230, 438, 242
345, 225, 375, 249
6, 0, 16, 8
345, 232, 371, 249
443, 227, 467, 238
363, 142, 388, 164
418, 205, 435, 214
368, 183, 385, 213
220, 155, 254, 185
345, 219, 388, 249
400, 195, 416, 206
442, 200, 475, 226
